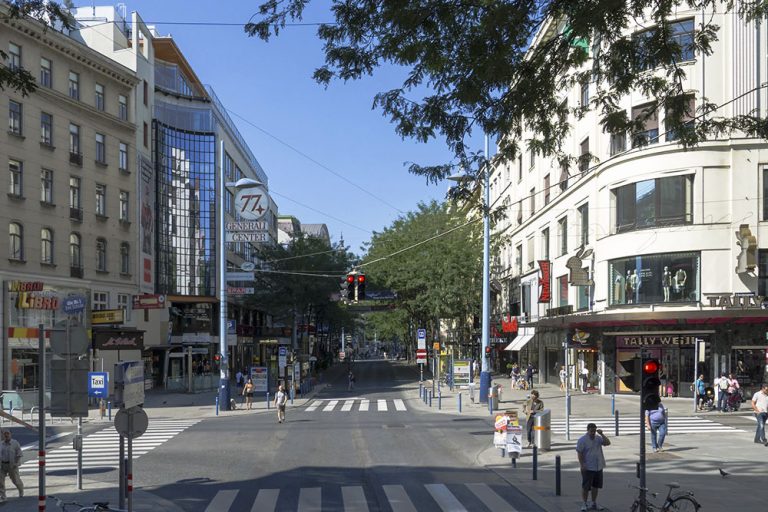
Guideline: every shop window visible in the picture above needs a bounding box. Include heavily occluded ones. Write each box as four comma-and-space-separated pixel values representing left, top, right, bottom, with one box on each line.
577, 276, 590, 311
609, 251, 700, 305
614, 175, 692, 233
558, 275, 568, 306
758, 250, 768, 296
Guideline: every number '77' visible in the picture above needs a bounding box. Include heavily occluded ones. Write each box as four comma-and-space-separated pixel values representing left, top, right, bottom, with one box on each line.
239, 194, 264, 213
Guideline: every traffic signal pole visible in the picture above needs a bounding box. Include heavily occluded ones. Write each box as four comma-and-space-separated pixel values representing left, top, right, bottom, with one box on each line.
217, 140, 230, 411
479, 135, 491, 404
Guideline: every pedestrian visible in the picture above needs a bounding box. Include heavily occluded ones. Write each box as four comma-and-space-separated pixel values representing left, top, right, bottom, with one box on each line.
645, 401, 668, 452
580, 365, 589, 393
694, 374, 706, 410
576, 423, 611, 512
235, 369, 244, 390
0, 430, 23, 501
727, 373, 741, 405
348, 371, 355, 390
750, 382, 768, 446
242, 378, 255, 410
716, 373, 729, 411
274, 384, 288, 423
523, 390, 544, 448
511, 363, 522, 390
559, 365, 567, 392
525, 362, 535, 390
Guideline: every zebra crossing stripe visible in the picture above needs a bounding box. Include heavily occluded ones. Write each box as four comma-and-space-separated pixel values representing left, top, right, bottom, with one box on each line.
306, 401, 320, 412
341, 400, 354, 412
466, 483, 521, 512
377, 400, 387, 412
549, 417, 744, 433
382, 485, 417, 512
204, 489, 237, 512
394, 399, 406, 411
298, 487, 322, 512
359, 400, 370, 411
341, 486, 368, 512
251, 489, 279, 512
323, 400, 339, 412
425, 483, 467, 512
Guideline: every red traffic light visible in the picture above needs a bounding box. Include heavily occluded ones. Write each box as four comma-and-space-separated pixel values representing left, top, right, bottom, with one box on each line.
357, 274, 366, 283
214, 353, 221, 362
346, 274, 355, 283
643, 359, 659, 374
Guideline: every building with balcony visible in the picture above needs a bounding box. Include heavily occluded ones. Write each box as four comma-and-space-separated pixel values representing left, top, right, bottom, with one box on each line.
493, 7, 768, 399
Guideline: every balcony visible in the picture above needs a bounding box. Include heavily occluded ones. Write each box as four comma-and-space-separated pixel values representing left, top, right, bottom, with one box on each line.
70, 265, 83, 279
69, 207, 83, 222
69, 152, 83, 166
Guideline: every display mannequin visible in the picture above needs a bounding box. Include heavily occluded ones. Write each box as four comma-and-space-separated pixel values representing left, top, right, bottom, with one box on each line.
614, 271, 625, 304
631, 269, 640, 304
662, 266, 672, 302
674, 268, 687, 299
625, 269, 634, 303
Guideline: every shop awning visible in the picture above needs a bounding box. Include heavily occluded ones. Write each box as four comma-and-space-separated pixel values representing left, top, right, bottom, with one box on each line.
505, 327, 535, 351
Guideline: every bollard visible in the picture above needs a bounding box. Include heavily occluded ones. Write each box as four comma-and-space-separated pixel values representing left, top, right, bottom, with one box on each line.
9, 401, 12, 417
108, 401, 112, 421
290, 387, 295, 405
500, 447, 506, 458
567, 394, 571, 416
458, 393, 462, 413
428, 390, 432, 407
611, 392, 616, 416
215, 396, 219, 416
267, 392, 270, 410
419, 383, 423, 397
438, 388, 442, 410
615, 410, 620, 436
532, 445, 538, 480
555, 455, 561, 495
636, 462, 640, 479
100, 398, 106, 419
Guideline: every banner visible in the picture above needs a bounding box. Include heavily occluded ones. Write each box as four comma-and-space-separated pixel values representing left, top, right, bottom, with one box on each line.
538, 260, 551, 303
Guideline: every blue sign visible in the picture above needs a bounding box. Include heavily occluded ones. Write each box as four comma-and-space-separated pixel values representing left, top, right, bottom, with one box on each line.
417, 329, 426, 340
278, 346, 287, 357
88, 372, 109, 397
62, 295, 87, 314
227, 319, 236, 335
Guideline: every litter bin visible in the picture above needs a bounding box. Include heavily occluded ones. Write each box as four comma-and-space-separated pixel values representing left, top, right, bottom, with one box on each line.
488, 384, 499, 410
534, 408, 551, 450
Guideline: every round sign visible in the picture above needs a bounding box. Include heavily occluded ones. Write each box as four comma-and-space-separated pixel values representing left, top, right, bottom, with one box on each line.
234, 185, 269, 221
62, 295, 87, 314
49, 324, 90, 357
114, 407, 149, 439
241, 261, 256, 272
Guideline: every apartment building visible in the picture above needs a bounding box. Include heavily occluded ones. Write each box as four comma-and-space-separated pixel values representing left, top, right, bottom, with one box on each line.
494, 7, 768, 399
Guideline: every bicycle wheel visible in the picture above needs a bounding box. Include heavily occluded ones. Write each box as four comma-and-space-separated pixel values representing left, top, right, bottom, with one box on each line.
666, 495, 700, 512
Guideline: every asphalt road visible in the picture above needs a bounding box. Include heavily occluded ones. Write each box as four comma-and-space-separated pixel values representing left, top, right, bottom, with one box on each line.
134, 360, 543, 511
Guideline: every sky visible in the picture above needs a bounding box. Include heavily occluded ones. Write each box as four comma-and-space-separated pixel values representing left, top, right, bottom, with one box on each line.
114, 0, 464, 255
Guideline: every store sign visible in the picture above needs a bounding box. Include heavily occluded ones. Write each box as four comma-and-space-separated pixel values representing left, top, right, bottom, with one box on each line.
538, 260, 551, 303
132, 294, 166, 309
94, 330, 144, 350
546, 305, 574, 317
7, 281, 44, 292
16, 291, 59, 310
616, 334, 701, 347
91, 309, 125, 325
568, 329, 597, 349
704, 294, 765, 308
567, 248, 594, 286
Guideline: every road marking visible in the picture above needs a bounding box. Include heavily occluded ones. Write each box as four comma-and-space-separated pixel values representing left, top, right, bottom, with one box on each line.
466, 483, 520, 512
204, 490, 238, 512
550, 416, 745, 434
382, 485, 417, 512
323, 400, 339, 412
359, 400, 370, 411
306, 401, 320, 412
425, 483, 467, 511
377, 400, 387, 411
21, 431, 72, 451
393, 399, 406, 411
342, 486, 368, 512
341, 400, 354, 412
298, 487, 322, 512
251, 488, 279, 512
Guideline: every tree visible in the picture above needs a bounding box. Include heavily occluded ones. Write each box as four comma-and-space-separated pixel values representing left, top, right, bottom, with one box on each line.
246, 1, 768, 186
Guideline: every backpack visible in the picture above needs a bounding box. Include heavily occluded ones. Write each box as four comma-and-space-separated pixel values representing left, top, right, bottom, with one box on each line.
718, 378, 728, 391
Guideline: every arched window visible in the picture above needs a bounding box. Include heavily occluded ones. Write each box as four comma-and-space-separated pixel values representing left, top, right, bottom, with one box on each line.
9, 222, 23, 260
41, 228, 53, 264
96, 238, 107, 271
70, 233, 81, 267
120, 242, 130, 274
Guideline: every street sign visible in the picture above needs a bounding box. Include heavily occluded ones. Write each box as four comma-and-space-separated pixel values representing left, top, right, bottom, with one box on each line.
234, 185, 269, 221
132, 294, 165, 309
114, 361, 145, 409
88, 372, 109, 397
226, 271, 255, 281
278, 346, 287, 369
241, 261, 256, 271
62, 295, 87, 314
50, 358, 89, 417
227, 287, 254, 295
226, 231, 268, 243
226, 221, 267, 231
114, 407, 149, 439
50, 323, 89, 357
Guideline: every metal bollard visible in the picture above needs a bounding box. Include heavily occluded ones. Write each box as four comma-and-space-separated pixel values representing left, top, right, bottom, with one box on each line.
108, 401, 112, 421
290, 387, 294, 405
555, 455, 561, 495
215, 396, 219, 416
458, 393, 462, 413
615, 410, 620, 436
267, 392, 270, 410
9, 401, 12, 417
428, 390, 432, 407
532, 445, 538, 480
636, 462, 640, 479
419, 383, 423, 397
438, 388, 442, 410
611, 392, 616, 416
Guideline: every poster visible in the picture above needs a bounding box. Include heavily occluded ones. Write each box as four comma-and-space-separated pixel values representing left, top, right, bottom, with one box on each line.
453, 359, 471, 387
250, 366, 268, 393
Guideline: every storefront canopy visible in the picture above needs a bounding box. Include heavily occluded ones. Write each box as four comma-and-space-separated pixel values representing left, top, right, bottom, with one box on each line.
505, 327, 535, 351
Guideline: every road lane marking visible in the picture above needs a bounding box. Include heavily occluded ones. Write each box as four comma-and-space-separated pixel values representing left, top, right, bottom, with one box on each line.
251, 489, 279, 512
306, 401, 320, 412
342, 486, 368, 512
323, 400, 339, 412
359, 400, 369, 411
377, 400, 387, 411
382, 485, 417, 512
466, 483, 520, 511
204, 489, 237, 512
393, 399, 406, 411
341, 400, 354, 412
298, 487, 322, 512
425, 483, 467, 511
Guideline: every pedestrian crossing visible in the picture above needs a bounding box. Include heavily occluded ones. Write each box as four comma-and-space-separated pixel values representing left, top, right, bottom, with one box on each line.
19, 419, 200, 473
304, 398, 408, 413
550, 416, 745, 434
202, 482, 536, 512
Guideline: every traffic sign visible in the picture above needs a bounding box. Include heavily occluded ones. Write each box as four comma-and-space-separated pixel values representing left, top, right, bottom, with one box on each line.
416, 348, 427, 365
50, 323, 89, 357
50, 358, 89, 417
114, 407, 149, 439
114, 361, 145, 409
88, 372, 109, 397
226, 272, 255, 281
417, 329, 426, 340
62, 295, 87, 314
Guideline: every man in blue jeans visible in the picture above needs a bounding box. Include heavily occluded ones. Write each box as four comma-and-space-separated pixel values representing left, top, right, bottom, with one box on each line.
751, 383, 768, 445
645, 402, 667, 452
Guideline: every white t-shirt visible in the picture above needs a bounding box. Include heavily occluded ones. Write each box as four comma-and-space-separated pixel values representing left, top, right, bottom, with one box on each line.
276, 390, 287, 406
576, 434, 606, 471
752, 390, 768, 413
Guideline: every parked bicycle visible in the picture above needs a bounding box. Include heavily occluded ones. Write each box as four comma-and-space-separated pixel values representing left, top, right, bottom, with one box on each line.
49, 495, 127, 512
628, 483, 701, 512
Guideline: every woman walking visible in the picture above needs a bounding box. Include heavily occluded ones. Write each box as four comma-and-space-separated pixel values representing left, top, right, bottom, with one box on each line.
274, 384, 288, 423
524, 390, 544, 448
242, 378, 255, 410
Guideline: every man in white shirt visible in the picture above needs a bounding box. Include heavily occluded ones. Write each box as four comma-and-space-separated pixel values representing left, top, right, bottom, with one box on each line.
751, 383, 768, 445
576, 423, 611, 511
0, 430, 23, 500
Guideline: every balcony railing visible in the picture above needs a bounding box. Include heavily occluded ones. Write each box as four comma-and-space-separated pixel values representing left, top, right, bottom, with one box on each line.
70, 265, 83, 279
69, 207, 83, 222
69, 152, 83, 166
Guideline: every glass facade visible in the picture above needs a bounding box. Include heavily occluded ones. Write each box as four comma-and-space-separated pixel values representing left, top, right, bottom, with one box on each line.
155, 121, 216, 296
614, 175, 692, 232
609, 251, 700, 305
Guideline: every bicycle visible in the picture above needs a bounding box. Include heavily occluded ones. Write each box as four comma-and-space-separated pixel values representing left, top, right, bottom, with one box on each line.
49, 495, 127, 512
628, 482, 701, 512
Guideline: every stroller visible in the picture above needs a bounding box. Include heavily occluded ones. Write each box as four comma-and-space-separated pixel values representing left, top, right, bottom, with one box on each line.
723, 388, 743, 412
699, 387, 716, 411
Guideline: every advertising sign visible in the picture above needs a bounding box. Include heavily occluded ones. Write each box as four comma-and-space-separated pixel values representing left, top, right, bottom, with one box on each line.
235, 184, 269, 221
250, 366, 268, 393
538, 260, 551, 303
93, 330, 144, 350
139, 156, 155, 293
132, 294, 165, 309
88, 372, 109, 397
453, 360, 471, 387
91, 309, 125, 325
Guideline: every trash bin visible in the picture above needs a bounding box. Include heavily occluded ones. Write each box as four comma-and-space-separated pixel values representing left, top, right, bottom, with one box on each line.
488, 384, 499, 410
534, 408, 551, 450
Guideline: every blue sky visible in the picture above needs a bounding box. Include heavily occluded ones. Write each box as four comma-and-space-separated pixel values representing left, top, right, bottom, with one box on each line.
119, 0, 462, 255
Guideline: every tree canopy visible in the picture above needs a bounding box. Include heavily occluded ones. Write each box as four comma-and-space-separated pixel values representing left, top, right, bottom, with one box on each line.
246, 0, 768, 185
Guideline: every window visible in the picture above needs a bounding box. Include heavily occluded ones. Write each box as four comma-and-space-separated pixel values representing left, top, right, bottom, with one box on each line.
143, 80, 148, 106
558, 216, 568, 256
69, 232, 81, 267
9, 222, 23, 260
68, 71, 79, 100
633, 21, 693, 71
40, 112, 53, 145
69, 123, 80, 156
8, 43, 21, 71
117, 293, 130, 310
95, 133, 106, 163
763, 168, 768, 220
225, 190, 234, 215
614, 175, 693, 233
527, 237, 535, 269
610, 133, 626, 156
529, 146, 536, 169
95, 184, 106, 216
515, 244, 523, 275
41, 169, 53, 204
541, 227, 550, 260
580, 80, 589, 107
579, 138, 590, 173
9, 159, 22, 196
631, 103, 659, 147
516, 200, 523, 225
9, 100, 22, 135
530, 188, 535, 217
665, 95, 696, 142
577, 277, 590, 311
609, 251, 700, 305
759, 250, 768, 297
558, 275, 569, 307
143, 122, 148, 148
92, 291, 108, 310
543, 174, 550, 205
578, 203, 589, 246
669, 19, 695, 62
95, 84, 104, 111
69, 176, 81, 209
119, 142, 128, 172
119, 191, 129, 221
118, 95, 128, 121
41, 228, 53, 264
120, 242, 130, 274
96, 238, 107, 271
40, 57, 51, 87
559, 164, 569, 192
517, 156, 523, 181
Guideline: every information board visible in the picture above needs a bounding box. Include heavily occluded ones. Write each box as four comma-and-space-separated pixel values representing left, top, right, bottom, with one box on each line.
250, 366, 268, 393
453, 360, 471, 387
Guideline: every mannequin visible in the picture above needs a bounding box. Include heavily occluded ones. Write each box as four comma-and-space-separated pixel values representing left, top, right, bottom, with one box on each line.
662, 266, 672, 302
674, 268, 687, 299
631, 269, 640, 304
625, 269, 633, 303
614, 271, 625, 304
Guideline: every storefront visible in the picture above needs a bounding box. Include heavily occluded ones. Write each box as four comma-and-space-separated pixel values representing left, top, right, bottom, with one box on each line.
92, 329, 144, 395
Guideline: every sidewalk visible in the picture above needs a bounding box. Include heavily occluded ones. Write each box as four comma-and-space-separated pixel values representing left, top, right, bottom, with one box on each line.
408, 373, 763, 511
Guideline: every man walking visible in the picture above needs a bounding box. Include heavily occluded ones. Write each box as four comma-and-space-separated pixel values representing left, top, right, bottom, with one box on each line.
716, 373, 729, 411
645, 401, 668, 452
576, 423, 611, 511
0, 430, 23, 500
525, 363, 535, 390
274, 384, 288, 424
751, 383, 768, 445
523, 390, 544, 448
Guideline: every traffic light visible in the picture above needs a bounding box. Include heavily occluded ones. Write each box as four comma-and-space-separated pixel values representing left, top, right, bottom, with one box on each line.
356, 274, 366, 301
339, 275, 348, 301
485, 346, 492, 356
346, 273, 356, 301
619, 357, 642, 392
641, 358, 662, 411
214, 353, 222, 363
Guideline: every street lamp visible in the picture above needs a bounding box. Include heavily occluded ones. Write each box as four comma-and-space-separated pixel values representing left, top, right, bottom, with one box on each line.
448, 135, 491, 404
